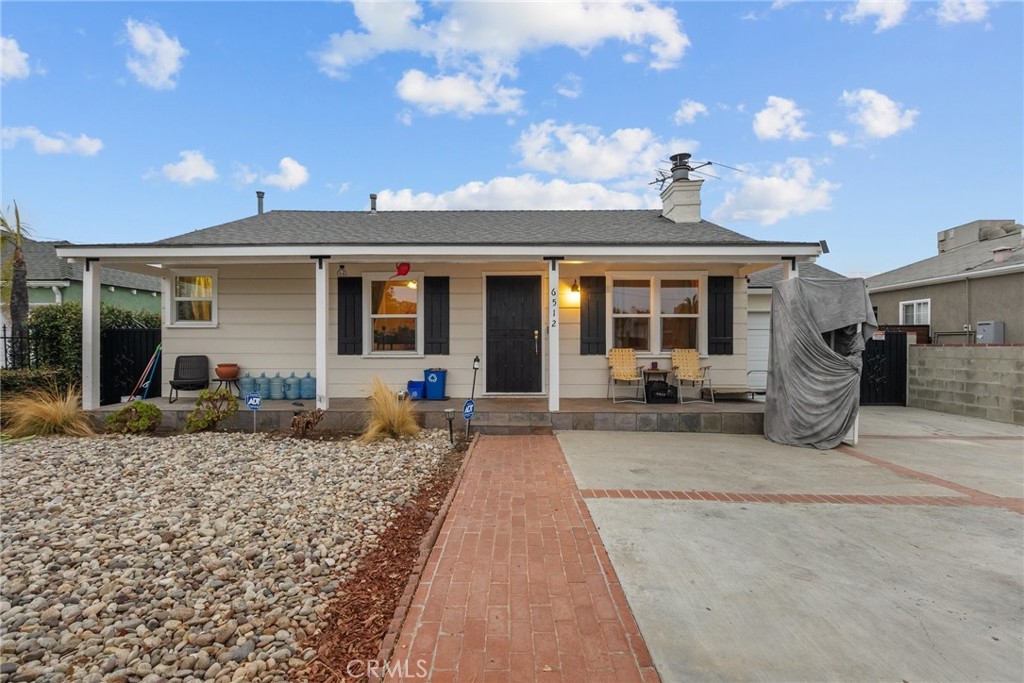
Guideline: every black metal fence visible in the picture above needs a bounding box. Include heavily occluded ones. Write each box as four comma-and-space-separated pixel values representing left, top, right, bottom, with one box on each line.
0, 325, 51, 369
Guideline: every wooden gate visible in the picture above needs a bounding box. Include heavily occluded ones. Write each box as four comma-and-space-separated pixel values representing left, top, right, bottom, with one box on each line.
860, 331, 906, 406
100, 329, 161, 405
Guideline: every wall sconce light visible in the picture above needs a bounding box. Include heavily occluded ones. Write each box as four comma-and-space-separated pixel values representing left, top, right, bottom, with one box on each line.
337, 264, 347, 277
566, 278, 581, 307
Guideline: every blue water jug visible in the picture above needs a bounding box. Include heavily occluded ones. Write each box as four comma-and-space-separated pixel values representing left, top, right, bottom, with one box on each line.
256, 372, 270, 399
237, 372, 255, 395
300, 372, 316, 400
269, 372, 285, 400
284, 373, 300, 400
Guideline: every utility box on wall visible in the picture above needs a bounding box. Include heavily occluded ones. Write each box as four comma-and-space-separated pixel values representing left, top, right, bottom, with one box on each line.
976, 321, 1005, 344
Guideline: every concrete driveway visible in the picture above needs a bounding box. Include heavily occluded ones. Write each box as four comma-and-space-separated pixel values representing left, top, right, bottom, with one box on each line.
558, 407, 1024, 682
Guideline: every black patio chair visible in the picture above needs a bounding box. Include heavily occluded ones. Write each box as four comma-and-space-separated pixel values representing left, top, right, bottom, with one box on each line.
168, 355, 209, 403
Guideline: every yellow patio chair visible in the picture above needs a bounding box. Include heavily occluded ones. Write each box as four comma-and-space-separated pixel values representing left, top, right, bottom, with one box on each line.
608, 348, 646, 403
671, 348, 714, 403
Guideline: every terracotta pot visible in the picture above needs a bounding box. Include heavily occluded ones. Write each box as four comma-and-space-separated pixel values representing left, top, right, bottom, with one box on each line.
215, 363, 239, 379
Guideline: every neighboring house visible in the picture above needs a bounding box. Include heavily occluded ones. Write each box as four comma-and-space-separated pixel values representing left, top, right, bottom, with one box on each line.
58, 154, 825, 410
866, 220, 1024, 345
3, 238, 162, 317
746, 262, 846, 389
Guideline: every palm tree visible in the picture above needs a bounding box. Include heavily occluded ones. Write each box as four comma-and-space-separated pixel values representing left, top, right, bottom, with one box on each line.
1, 202, 32, 367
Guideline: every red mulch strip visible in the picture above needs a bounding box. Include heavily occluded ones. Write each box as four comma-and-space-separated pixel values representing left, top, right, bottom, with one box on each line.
295, 441, 468, 682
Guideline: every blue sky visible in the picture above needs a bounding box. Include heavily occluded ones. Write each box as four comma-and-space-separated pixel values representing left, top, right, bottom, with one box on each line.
2, 1, 1021, 276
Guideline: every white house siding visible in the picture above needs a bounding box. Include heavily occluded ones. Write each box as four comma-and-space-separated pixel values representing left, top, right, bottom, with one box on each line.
160, 261, 756, 400
160, 264, 317, 392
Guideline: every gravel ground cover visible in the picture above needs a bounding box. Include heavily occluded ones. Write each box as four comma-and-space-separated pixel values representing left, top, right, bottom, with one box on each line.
0, 430, 452, 683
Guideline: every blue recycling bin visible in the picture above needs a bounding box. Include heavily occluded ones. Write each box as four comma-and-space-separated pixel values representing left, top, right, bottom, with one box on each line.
407, 380, 425, 400
424, 368, 447, 400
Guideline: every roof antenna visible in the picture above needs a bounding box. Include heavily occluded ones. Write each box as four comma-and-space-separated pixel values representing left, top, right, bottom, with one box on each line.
649, 155, 743, 190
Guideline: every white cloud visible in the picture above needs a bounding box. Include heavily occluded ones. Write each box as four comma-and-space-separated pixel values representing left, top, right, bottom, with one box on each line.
674, 99, 708, 125
1, 36, 31, 83
2, 126, 103, 156
936, 0, 989, 24
516, 120, 694, 183
556, 73, 583, 99
261, 157, 309, 191
159, 150, 217, 184
828, 131, 850, 147
395, 69, 524, 116
316, 1, 688, 116
711, 158, 839, 226
396, 109, 414, 126
125, 19, 187, 90
841, 0, 909, 32
841, 88, 918, 138
233, 163, 258, 186
376, 174, 651, 211
752, 96, 812, 141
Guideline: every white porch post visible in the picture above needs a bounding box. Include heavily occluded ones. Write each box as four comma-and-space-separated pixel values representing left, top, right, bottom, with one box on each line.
314, 257, 329, 410
82, 260, 101, 410
547, 258, 560, 412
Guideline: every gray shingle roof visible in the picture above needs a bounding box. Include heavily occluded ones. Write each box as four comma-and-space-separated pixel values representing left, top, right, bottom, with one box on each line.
866, 231, 1024, 290
153, 209, 814, 248
748, 262, 845, 289
4, 239, 161, 292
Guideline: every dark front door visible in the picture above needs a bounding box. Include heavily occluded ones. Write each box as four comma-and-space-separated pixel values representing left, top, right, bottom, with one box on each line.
860, 331, 907, 405
486, 276, 542, 393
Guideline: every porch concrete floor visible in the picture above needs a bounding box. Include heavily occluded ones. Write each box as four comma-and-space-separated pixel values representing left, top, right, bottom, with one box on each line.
91, 396, 766, 435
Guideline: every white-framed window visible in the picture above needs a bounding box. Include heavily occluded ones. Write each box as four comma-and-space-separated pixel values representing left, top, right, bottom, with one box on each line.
608, 272, 706, 354
899, 298, 930, 325
166, 270, 217, 327
363, 272, 423, 355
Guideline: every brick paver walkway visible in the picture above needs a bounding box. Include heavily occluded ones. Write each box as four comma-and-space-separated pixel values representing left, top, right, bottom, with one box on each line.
386, 435, 658, 683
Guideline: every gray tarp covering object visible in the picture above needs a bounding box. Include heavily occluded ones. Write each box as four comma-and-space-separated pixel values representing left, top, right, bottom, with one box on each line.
764, 277, 878, 449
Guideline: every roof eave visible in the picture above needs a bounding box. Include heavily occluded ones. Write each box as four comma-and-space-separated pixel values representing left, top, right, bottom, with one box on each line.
867, 262, 1024, 292
56, 242, 823, 264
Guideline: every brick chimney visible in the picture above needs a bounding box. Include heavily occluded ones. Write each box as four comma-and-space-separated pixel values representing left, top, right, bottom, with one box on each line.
660, 153, 703, 224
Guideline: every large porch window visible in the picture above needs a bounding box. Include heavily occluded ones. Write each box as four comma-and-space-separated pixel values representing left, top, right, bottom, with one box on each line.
609, 273, 705, 354
364, 273, 423, 354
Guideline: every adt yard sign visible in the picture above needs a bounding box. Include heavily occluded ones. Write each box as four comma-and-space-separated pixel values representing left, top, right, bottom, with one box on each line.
462, 399, 475, 421
246, 392, 262, 411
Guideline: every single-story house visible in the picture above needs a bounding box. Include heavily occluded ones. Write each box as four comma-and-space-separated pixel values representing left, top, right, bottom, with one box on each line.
57, 154, 825, 411
866, 220, 1023, 344
4, 238, 162, 316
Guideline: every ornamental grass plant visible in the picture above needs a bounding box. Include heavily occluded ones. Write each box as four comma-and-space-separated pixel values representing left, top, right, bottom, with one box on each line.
1, 383, 94, 437
360, 376, 420, 443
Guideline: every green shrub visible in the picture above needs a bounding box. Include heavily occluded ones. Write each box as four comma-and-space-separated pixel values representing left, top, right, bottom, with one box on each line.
0, 367, 77, 397
185, 388, 239, 433
26, 302, 161, 379
105, 401, 163, 434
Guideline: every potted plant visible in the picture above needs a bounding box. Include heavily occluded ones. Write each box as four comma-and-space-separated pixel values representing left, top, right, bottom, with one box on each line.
215, 363, 239, 379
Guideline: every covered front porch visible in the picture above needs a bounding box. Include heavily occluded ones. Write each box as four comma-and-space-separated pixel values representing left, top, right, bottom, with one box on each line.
91, 394, 766, 436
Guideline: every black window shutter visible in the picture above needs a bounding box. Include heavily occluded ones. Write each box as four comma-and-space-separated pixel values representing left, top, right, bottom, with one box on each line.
337, 277, 362, 355
424, 276, 450, 355
708, 276, 734, 355
580, 276, 606, 356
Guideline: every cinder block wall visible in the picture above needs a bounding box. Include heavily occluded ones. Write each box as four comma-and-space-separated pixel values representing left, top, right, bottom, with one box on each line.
908, 345, 1024, 425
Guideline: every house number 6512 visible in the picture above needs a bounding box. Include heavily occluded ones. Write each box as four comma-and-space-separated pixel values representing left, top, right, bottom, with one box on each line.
550, 287, 558, 328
